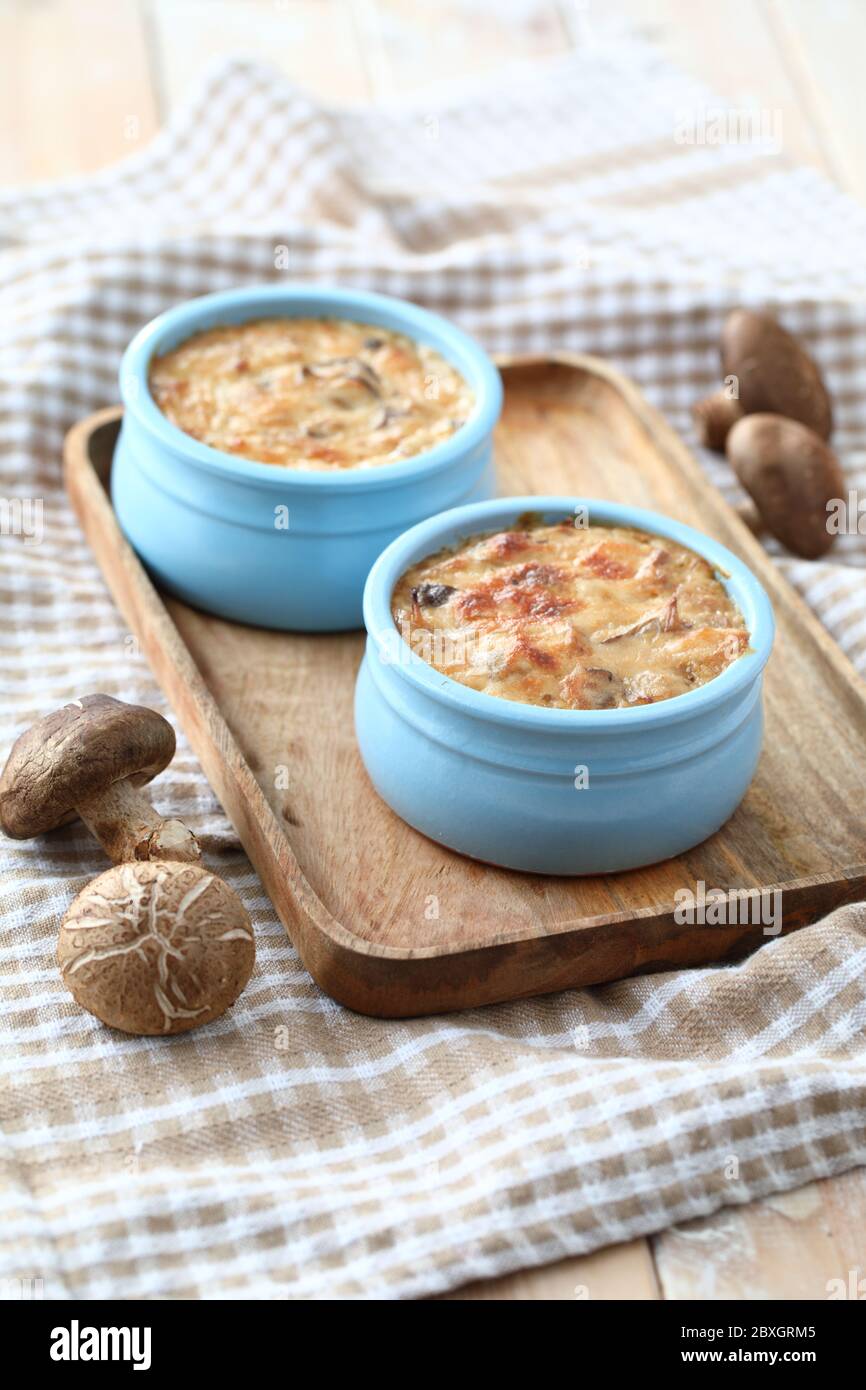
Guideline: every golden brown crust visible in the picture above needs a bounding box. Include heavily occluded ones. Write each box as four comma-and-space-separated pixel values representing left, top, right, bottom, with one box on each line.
392, 520, 749, 709
148, 317, 474, 470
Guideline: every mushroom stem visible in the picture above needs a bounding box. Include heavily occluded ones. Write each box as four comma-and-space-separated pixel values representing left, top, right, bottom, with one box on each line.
735, 499, 765, 537
75, 779, 201, 864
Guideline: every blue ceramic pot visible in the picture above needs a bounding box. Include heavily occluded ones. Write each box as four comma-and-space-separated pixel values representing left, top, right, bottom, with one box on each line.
114, 285, 502, 630
356, 497, 775, 875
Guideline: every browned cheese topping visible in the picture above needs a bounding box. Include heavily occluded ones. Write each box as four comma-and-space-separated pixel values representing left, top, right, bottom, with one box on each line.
148, 317, 474, 470
391, 520, 750, 709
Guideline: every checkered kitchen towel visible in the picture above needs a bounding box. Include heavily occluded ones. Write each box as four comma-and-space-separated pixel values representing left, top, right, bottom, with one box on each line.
3, 36, 866, 1300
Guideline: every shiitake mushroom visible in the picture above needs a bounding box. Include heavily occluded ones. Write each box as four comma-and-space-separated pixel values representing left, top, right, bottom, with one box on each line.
726, 414, 844, 559
720, 309, 832, 440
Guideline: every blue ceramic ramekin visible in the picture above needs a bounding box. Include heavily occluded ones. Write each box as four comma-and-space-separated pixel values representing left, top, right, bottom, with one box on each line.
356, 497, 775, 875
114, 286, 502, 630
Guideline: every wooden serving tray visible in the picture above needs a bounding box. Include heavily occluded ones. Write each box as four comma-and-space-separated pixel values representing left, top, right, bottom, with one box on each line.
64, 356, 866, 1017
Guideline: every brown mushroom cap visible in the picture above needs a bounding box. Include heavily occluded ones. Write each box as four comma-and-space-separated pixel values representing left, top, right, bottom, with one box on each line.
0, 694, 175, 839
58, 859, 255, 1035
721, 309, 833, 440
726, 413, 844, 559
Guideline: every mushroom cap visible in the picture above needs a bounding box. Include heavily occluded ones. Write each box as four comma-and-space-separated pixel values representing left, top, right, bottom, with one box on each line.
726, 413, 844, 559
0, 694, 176, 839
721, 309, 833, 440
58, 859, 255, 1035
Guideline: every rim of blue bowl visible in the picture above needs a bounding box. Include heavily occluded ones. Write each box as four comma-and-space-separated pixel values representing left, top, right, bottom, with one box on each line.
119, 284, 503, 490
363, 496, 776, 731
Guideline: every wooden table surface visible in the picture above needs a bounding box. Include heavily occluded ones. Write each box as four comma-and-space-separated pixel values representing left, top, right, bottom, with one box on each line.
4, 0, 864, 1301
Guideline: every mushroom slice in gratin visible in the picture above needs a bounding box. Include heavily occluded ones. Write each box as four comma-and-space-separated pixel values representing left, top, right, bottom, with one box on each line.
391, 519, 750, 709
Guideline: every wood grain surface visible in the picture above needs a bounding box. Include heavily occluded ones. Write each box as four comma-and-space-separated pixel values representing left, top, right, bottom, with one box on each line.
14, 0, 866, 1301
63, 357, 866, 1019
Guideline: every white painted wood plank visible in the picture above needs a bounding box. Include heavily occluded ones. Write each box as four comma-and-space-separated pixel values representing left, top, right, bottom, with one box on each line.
148, 0, 372, 110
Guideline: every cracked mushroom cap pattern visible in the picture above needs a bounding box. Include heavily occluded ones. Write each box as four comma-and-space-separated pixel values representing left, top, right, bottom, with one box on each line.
57, 860, 256, 1036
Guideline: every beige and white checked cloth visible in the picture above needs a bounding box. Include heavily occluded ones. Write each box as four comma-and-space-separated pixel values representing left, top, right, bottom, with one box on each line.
3, 38, 866, 1300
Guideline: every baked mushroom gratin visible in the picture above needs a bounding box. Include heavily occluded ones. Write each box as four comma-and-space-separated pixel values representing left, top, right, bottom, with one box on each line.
391, 519, 749, 709
149, 318, 474, 470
